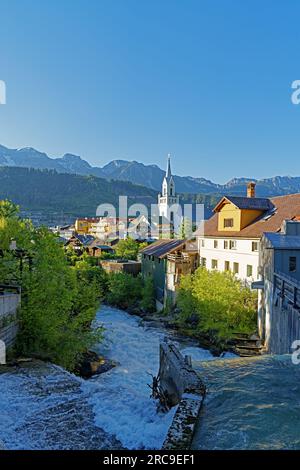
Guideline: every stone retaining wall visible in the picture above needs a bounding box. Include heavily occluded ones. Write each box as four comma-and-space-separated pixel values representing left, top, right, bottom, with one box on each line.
159, 342, 206, 450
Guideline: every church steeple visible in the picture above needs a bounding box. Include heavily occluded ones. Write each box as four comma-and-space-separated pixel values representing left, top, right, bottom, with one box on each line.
158, 154, 180, 232
166, 153, 172, 179
162, 154, 175, 197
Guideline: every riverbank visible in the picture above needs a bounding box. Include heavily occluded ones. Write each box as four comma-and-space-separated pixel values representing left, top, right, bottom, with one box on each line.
116, 303, 234, 357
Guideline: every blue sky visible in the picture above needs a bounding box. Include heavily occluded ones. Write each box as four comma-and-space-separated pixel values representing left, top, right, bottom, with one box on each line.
0, 0, 300, 183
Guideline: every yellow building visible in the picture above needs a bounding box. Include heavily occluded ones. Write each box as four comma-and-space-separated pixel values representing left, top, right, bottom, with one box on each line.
75, 217, 100, 235
215, 183, 269, 232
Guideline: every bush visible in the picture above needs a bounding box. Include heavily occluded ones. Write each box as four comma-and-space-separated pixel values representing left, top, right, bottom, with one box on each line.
114, 238, 147, 260
106, 272, 143, 309
140, 277, 156, 313
73, 259, 108, 299
105, 272, 156, 313
177, 267, 257, 342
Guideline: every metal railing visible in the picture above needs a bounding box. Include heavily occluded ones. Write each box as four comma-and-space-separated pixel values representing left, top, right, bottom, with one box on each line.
274, 271, 300, 309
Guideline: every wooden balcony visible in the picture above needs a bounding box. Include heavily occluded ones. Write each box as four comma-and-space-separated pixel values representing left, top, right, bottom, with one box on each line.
167, 253, 191, 263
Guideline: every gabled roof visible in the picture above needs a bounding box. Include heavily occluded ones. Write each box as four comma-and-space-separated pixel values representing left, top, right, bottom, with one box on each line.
87, 238, 113, 249
140, 239, 185, 258
213, 195, 274, 212
198, 193, 300, 239
73, 234, 95, 246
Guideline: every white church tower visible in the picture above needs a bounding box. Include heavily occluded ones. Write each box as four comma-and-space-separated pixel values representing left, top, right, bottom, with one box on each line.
158, 154, 181, 231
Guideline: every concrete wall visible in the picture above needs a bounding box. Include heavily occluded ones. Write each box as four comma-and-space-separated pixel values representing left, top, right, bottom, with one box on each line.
159, 342, 206, 450
0, 294, 20, 350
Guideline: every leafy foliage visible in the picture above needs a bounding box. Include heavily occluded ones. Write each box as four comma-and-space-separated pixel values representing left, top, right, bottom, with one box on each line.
177, 217, 193, 239
105, 271, 156, 313
177, 267, 257, 342
115, 238, 147, 260
140, 276, 156, 313
106, 272, 143, 310
0, 203, 103, 370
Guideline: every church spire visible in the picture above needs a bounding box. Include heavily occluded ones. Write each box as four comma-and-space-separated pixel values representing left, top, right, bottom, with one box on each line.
166, 153, 172, 179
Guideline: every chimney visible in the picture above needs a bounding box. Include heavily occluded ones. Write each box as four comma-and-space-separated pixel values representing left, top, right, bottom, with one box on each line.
247, 182, 256, 198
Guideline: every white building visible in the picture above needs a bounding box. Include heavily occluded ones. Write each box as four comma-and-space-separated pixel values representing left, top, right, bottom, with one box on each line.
198, 236, 260, 282
197, 185, 300, 284
158, 155, 181, 233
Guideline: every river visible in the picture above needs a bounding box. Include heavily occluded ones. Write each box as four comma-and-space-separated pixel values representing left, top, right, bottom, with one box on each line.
192, 355, 300, 450
0, 305, 299, 450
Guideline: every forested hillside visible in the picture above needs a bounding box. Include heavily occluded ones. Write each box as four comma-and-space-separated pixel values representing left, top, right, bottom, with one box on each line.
0, 167, 157, 215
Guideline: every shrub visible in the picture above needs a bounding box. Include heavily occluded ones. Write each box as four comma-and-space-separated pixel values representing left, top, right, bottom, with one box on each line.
140, 276, 156, 313
106, 272, 143, 309
177, 267, 257, 342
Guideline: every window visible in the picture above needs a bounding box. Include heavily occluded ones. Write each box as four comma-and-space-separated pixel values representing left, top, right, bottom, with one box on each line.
233, 262, 239, 274
224, 218, 234, 228
214, 240, 218, 249
252, 241, 259, 252
201, 239, 205, 247
289, 256, 297, 273
201, 257, 206, 267
229, 240, 237, 250
247, 265, 253, 277
224, 240, 229, 249
224, 261, 230, 271
211, 259, 218, 269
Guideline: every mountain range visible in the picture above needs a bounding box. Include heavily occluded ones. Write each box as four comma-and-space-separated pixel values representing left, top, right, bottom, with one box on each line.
1, 143, 300, 197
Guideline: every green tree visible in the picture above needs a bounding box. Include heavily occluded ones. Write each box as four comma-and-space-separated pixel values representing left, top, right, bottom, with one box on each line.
115, 238, 142, 260
106, 272, 143, 309
177, 267, 257, 342
16, 228, 102, 369
177, 217, 193, 239
0, 200, 19, 219
0, 202, 102, 371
